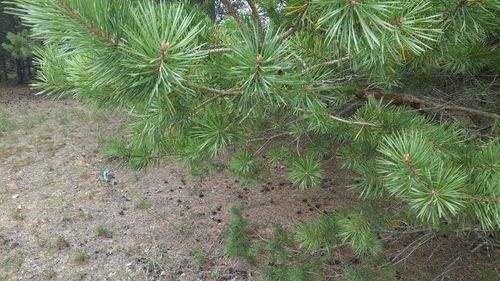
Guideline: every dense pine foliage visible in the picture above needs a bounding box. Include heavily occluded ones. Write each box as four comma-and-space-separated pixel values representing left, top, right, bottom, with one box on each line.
8, 0, 499, 279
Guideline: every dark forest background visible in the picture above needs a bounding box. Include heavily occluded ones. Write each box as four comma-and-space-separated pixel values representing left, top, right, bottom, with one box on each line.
0, 1, 35, 84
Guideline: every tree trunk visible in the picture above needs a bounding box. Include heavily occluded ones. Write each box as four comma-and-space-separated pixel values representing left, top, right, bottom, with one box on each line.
16, 59, 24, 84
0, 57, 6, 83
27, 57, 32, 79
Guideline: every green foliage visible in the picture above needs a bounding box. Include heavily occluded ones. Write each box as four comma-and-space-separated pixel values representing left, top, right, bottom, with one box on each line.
289, 155, 324, 190
475, 265, 500, 281
342, 267, 369, 281
1, 30, 33, 59
73, 251, 89, 265
295, 213, 340, 251
193, 110, 236, 157
228, 207, 391, 281
230, 150, 255, 177
337, 211, 383, 256
266, 146, 290, 167
378, 130, 467, 224
0, 110, 16, 134
95, 225, 113, 238
225, 206, 256, 263
8, 0, 500, 279
103, 137, 129, 162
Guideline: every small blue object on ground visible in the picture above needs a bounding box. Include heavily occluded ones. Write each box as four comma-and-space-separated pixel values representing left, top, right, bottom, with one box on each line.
103, 168, 110, 183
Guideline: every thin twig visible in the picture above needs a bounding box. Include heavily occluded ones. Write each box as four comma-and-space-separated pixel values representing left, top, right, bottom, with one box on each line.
245, 0, 264, 52
294, 106, 377, 127
221, 0, 246, 32
359, 89, 500, 120
204, 47, 232, 54
253, 132, 293, 155
277, 27, 296, 42
301, 56, 350, 74
441, 0, 467, 23
334, 99, 365, 117
431, 255, 462, 281
330, 115, 378, 127
389, 232, 435, 266
57, 0, 117, 45
194, 92, 239, 112
248, 132, 292, 142
188, 83, 233, 95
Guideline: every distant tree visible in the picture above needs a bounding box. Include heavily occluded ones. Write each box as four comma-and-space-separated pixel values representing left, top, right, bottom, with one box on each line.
2, 30, 34, 83
0, 2, 26, 83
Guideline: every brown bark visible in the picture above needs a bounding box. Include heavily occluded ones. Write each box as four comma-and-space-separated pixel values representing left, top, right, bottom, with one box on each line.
357, 89, 499, 120
0, 57, 7, 82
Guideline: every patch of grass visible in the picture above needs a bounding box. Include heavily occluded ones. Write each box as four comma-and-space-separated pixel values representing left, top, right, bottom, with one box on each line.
10, 206, 24, 221
95, 225, 113, 238
55, 111, 71, 126
475, 266, 499, 281
135, 198, 152, 211
0, 185, 9, 194
193, 249, 209, 266
78, 208, 91, 219
2, 253, 23, 272
73, 251, 89, 265
0, 110, 16, 133
172, 219, 194, 237
144, 259, 161, 274
211, 268, 222, 278
137, 241, 165, 276
42, 266, 57, 279
61, 214, 73, 224
49, 196, 66, 209
79, 169, 91, 180
41, 236, 70, 251
18, 114, 47, 130
133, 173, 141, 182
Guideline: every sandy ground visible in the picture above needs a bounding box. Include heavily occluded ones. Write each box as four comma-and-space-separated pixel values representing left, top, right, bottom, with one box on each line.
0, 87, 355, 281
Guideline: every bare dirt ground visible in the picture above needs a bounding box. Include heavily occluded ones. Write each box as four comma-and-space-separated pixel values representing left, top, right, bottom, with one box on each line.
0, 86, 497, 281
0, 86, 354, 280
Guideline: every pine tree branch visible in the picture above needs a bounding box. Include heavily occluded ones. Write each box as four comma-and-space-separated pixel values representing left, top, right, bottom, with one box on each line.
220, 0, 246, 32
244, 0, 264, 53
359, 89, 500, 120
388, 232, 435, 266
441, 0, 468, 23
295, 106, 377, 127
465, 195, 500, 204
156, 41, 169, 73
57, 0, 117, 46
403, 154, 500, 204
189, 83, 236, 95
334, 99, 365, 117
277, 27, 296, 42
204, 47, 232, 54
247, 132, 292, 142
329, 115, 378, 127
301, 56, 350, 74
194, 91, 240, 112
